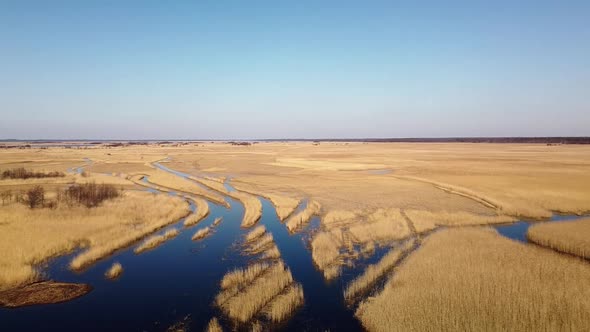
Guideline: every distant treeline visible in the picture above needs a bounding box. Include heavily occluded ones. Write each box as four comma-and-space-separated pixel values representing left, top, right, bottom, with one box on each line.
1, 168, 65, 180
2, 137, 590, 145
261, 137, 590, 144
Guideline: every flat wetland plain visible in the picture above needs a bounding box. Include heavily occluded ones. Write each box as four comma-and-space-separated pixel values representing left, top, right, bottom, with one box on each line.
1, 141, 590, 331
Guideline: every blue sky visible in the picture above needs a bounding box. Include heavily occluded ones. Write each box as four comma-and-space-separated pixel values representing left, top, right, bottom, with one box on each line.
1, 1, 589, 139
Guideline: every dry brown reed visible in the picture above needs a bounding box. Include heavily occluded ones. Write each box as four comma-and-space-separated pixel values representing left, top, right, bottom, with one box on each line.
246, 233, 274, 254
217, 262, 295, 323
261, 245, 282, 260
105, 262, 123, 279
188, 176, 262, 227
344, 239, 414, 301
405, 209, 514, 232
212, 217, 223, 226
220, 262, 271, 290
147, 169, 227, 206
244, 225, 266, 242
356, 228, 590, 332
206, 317, 223, 332
134, 228, 179, 254
183, 198, 210, 227
285, 200, 321, 233
262, 284, 304, 322
191, 226, 212, 241
265, 194, 301, 221
528, 218, 590, 259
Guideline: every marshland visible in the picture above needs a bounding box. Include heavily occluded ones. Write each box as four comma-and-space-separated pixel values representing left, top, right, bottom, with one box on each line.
1, 141, 589, 331
3, 1, 590, 330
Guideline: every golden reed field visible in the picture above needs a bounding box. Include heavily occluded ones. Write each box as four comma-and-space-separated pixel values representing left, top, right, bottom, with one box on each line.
1, 141, 590, 330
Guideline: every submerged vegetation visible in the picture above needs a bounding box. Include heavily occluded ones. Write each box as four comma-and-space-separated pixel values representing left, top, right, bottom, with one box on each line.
105, 262, 123, 279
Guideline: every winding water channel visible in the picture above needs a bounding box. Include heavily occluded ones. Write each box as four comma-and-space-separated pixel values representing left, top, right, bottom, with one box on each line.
1, 162, 587, 331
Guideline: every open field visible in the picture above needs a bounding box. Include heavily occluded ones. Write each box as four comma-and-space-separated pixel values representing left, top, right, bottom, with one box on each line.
528, 218, 590, 259
356, 228, 590, 331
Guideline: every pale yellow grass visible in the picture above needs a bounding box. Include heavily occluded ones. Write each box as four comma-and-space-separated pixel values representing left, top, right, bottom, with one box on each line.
183, 198, 210, 226
0, 191, 189, 289
261, 245, 282, 260
220, 262, 271, 290
310, 232, 342, 273
262, 284, 304, 322
310, 208, 412, 279
134, 228, 179, 254
216, 262, 295, 323
244, 225, 266, 242
404, 209, 515, 233
105, 262, 123, 279
146, 169, 227, 206
528, 218, 590, 259
212, 217, 223, 226
206, 317, 223, 332
163, 143, 590, 220
247, 233, 274, 254
191, 226, 211, 240
285, 200, 321, 233
185, 175, 262, 227
344, 239, 415, 301
215, 261, 286, 305
347, 208, 411, 244
265, 194, 300, 221
356, 228, 590, 332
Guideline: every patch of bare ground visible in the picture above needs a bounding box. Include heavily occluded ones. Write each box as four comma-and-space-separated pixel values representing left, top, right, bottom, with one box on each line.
528, 218, 590, 259
356, 228, 590, 332
0, 281, 92, 308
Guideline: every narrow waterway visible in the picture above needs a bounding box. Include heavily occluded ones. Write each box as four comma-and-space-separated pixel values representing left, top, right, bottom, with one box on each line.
3, 160, 588, 331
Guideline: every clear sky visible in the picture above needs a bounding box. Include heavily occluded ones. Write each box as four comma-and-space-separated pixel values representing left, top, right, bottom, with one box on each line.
1, 1, 589, 139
